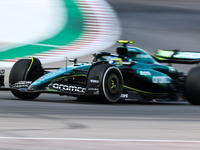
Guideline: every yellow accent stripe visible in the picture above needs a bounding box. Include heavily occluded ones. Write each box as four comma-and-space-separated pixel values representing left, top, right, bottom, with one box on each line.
123, 85, 167, 95
28, 56, 34, 71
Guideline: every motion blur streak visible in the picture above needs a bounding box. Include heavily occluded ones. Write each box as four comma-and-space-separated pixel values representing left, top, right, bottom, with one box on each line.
0, 0, 120, 67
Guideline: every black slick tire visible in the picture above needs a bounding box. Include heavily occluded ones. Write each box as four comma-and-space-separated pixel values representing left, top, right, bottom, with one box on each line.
9, 59, 42, 99
185, 67, 200, 105
87, 64, 123, 103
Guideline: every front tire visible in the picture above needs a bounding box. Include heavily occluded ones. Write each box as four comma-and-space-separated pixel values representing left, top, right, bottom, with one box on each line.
9, 58, 43, 99
185, 67, 200, 105
87, 64, 123, 103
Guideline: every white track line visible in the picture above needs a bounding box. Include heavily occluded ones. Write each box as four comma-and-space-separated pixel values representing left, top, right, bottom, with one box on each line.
0, 137, 200, 143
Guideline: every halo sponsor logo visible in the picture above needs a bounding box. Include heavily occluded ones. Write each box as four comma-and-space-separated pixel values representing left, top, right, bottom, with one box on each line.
152, 76, 171, 84
52, 83, 85, 93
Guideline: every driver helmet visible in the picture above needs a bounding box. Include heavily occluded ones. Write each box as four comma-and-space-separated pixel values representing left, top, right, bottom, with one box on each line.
107, 56, 122, 65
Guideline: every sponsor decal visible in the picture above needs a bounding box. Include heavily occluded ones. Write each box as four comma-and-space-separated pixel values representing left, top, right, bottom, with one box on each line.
90, 79, 99, 83
88, 88, 99, 95
51, 83, 85, 93
12, 81, 32, 88
140, 71, 151, 75
88, 88, 99, 91
152, 76, 171, 84
87, 76, 99, 95
121, 94, 128, 98
174, 52, 200, 59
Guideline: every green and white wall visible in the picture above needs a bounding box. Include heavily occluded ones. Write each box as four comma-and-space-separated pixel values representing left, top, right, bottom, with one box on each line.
0, 0, 120, 67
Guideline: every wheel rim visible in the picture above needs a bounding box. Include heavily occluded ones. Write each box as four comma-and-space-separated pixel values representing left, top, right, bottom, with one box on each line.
107, 73, 119, 95
102, 66, 123, 103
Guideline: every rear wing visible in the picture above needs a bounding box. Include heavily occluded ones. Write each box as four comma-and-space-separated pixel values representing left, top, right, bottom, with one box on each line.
154, 49, 200, 64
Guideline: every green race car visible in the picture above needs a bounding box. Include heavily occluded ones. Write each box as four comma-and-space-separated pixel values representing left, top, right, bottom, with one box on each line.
0, 40, 200, 105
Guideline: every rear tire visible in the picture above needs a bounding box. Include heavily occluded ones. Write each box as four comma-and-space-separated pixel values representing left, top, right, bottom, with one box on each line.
9, 59, 43, 99
185, 67, 200, 105
87, 64, 123, 103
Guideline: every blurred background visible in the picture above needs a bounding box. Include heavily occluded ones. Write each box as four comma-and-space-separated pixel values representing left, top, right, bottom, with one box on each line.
0, 0, 120, 67
1, 0, 200, 149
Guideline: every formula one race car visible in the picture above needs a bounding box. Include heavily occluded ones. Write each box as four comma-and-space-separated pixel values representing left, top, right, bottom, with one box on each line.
0, 40, 200, 105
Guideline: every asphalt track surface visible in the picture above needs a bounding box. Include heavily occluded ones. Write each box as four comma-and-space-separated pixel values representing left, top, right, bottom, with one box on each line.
2, 0, 200, 149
